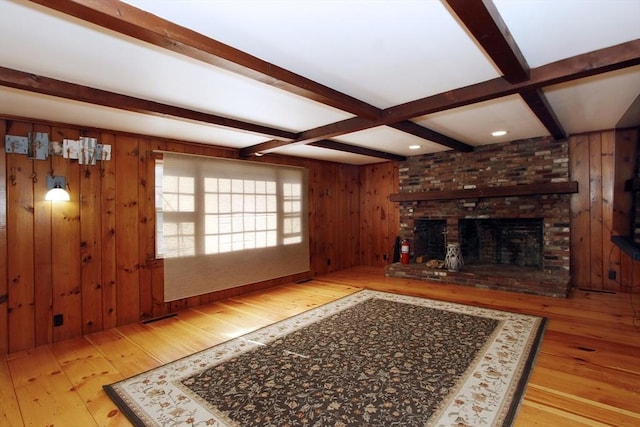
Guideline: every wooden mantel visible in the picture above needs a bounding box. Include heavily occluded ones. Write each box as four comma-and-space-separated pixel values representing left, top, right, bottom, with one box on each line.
389, 181, 578, 202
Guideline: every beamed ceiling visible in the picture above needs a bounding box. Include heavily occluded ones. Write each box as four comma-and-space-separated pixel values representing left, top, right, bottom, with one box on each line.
1, 0, 639, 165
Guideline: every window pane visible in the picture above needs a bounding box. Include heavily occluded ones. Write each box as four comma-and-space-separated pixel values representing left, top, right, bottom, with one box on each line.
163, 175, 179, 193
244, 195, 255, 212
205, 214, 218, 234
267, 195, 277, 211
179, 194, 194, 211
232, 194, 243, 212
219, 194, 231, 213
255, 195, 266, 211
219, 214, 232, 233
232, 179, 243, 193
204, 177, 217, 192
219, 234, 232, 253
205, 235, 219, 254
244, 215, 255, 231
163, 193, 178, 212
232, 213, 243, 231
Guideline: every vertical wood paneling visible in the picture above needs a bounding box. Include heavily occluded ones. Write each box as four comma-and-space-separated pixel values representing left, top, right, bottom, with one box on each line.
570, 134, 591, 289
100, 133, 117, 330
359, 162, 399, 266
571, 129, 639, 293
6, 122, 36, 352
51, 126, 82, 342
80, 131, 103, 334
588, 133, 604, 289
33, 123, 53, 346
600, 131, 617, 291
0, 120, 7, 355
137, 139, 152, 319
114, 135, 140, 325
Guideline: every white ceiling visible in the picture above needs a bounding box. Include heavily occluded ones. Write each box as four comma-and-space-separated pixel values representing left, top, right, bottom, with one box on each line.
1, 0, 639, 165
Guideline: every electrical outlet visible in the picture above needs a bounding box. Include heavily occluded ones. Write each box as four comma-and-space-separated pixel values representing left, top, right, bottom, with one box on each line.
53, 314, 63, 327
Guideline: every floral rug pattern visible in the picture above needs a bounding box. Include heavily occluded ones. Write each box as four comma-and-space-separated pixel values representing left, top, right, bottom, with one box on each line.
104, 290, 546, 426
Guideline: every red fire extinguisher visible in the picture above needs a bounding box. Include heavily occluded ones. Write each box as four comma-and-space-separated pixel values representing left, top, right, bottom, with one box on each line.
401, 239, 410, 264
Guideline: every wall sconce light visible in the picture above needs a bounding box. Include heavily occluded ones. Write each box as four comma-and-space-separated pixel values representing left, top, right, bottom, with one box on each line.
45, 175, 70, 201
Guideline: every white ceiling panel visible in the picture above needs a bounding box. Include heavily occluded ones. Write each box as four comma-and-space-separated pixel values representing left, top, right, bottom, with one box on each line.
0, 87, 269, 148
544, 65, 640, 134
336, 126, 448, 157
412, 95, 549, 145
494, 0, 640, 68
274, 144, 387, 166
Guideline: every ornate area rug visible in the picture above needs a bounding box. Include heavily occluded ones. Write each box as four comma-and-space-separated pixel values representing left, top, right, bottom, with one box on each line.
104, 290, 546, 426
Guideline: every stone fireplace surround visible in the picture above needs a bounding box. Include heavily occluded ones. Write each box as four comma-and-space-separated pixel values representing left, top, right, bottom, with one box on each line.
385, 137, 573, 298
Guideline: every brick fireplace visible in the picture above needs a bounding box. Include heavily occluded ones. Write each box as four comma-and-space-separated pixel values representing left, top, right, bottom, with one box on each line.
385, 137, 573, 297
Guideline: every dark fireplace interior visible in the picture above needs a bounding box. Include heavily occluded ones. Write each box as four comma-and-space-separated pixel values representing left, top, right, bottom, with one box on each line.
459, 218, 543, 268
414, 219, 446, 260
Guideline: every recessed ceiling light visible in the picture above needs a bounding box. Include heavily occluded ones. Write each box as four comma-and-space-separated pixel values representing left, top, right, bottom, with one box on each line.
491, 130, 507, 137
408, 144, 422, 150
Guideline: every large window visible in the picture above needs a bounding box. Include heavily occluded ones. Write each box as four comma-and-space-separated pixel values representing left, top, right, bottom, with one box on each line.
156, 154, 304, 258
156, 152, 309, 301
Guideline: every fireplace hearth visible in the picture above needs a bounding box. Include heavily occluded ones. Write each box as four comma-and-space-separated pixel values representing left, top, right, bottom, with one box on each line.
385, 137, 572, 297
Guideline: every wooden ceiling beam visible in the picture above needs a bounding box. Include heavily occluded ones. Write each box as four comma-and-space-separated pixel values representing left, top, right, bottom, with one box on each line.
0, 66, 298, 141
241, 40, 640, 155
520, 89, 567, 140
28, 0, 382, 121
446, 0, 567, 141
384, 39, 640, 123
309, 140, 407, 162
388, 121, 473, 152
445, 0, 530, 83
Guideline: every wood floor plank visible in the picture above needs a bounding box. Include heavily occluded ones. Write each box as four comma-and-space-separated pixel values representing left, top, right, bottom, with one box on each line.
525, 383, 640, 427
114, 322, 197, 364
517, 400, 613, 427
48, 337, 129, 426
7, 346, 97, 426
0, 356, 23, 426
2, 266, 639, 426
84, 329, 162, 378
528, 365, 640, 412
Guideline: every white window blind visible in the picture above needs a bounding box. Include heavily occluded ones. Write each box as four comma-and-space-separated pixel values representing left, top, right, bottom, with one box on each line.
157, 152, 310, 301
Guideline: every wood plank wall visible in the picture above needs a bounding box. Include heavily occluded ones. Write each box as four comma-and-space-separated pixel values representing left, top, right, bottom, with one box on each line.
359, 162, 399, 266
570, 128, 640, 293
4, 116, 635, 356
0, 118, 398, 355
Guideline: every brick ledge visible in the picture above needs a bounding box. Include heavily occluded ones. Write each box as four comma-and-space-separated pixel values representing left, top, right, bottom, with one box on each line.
385, 263, 570, 298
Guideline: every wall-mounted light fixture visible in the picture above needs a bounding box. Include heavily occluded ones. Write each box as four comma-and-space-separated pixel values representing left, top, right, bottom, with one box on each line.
45, 175, 70, 201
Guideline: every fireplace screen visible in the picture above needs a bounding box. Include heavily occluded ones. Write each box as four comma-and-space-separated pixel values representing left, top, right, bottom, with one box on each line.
459, 218, 543, 268
414, 219, 447, 261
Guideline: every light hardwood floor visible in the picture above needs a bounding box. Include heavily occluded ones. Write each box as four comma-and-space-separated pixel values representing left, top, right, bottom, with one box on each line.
2, 266, 639, 426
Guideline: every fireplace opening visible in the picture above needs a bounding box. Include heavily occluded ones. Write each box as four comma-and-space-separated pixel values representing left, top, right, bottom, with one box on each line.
459, 218, 543, 268
414, 219, 446, 261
